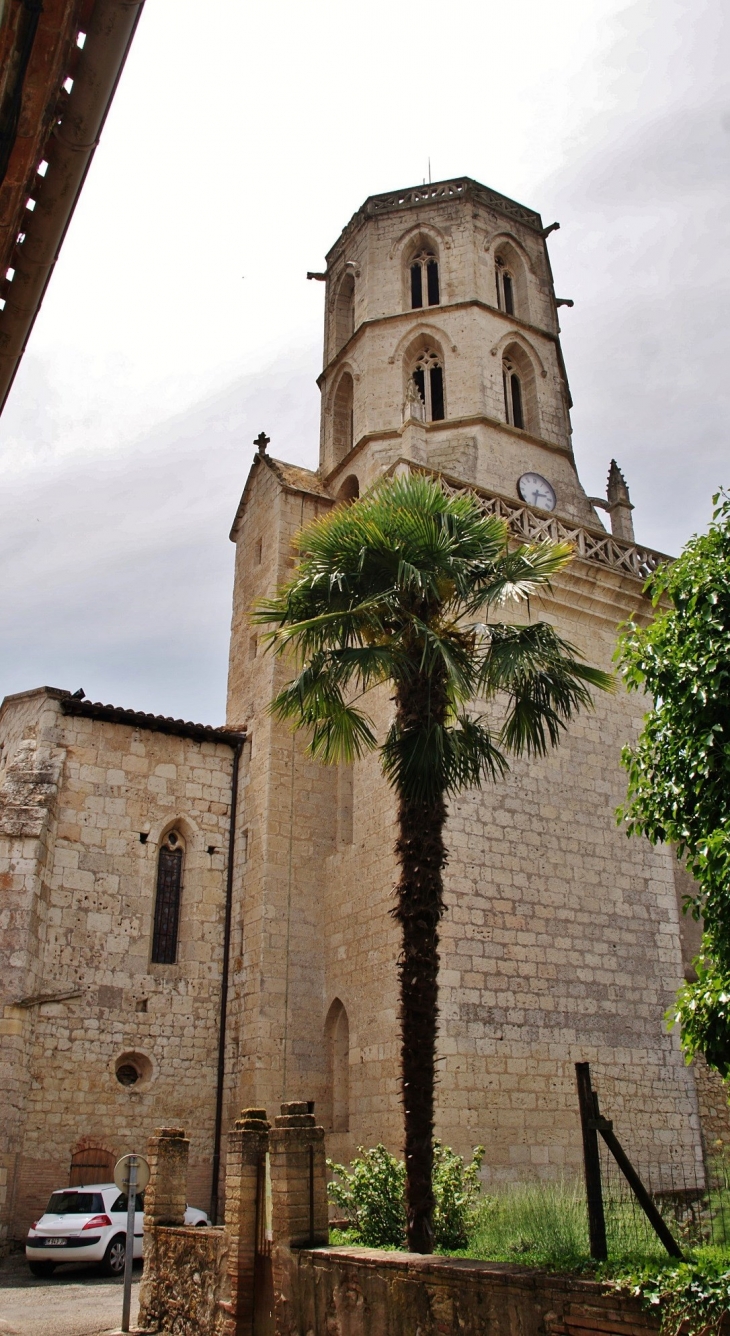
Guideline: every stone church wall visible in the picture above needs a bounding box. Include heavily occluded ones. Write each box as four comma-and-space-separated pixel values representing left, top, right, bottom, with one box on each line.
0, 689, 237, 1245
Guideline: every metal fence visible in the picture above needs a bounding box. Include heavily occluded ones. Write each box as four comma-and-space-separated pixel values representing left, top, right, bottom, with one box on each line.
598, 1138, 730, 1254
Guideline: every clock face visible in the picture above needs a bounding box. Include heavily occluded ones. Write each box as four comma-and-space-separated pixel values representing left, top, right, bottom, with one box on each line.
517, 472, 557, 512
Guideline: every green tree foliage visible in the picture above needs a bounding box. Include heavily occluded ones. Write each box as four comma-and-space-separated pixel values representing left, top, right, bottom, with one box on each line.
617, 491, 730, 1072
327, 1142, 484, 1250
255, 473, 610, 1251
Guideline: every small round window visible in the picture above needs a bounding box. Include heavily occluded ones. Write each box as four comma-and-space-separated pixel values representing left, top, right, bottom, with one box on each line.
114, 1050, 152, 1087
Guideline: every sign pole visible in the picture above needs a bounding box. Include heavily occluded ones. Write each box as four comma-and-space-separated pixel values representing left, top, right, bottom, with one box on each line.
121, 1153, 137, 1333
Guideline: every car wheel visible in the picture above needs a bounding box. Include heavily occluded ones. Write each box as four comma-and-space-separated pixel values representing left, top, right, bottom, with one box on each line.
101, 1235, 126, 1276
28, 1261, 55, 1278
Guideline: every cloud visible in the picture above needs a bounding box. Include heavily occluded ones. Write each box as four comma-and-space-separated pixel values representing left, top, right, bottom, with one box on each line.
0, 354, 320, 723
541, 91, 730, 553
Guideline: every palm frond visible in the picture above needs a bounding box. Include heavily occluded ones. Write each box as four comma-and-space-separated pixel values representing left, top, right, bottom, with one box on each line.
253, 473, 612, 792
381, 713, 508, 804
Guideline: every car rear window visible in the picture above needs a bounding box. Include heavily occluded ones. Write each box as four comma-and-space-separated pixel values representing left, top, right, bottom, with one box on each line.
110, 1191, 145, 1213
45, 1191, 105, 1215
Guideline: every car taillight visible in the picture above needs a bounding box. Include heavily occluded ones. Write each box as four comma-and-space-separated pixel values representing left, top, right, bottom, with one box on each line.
82, 1214, 111, 1230
31, 1222, 38, 1230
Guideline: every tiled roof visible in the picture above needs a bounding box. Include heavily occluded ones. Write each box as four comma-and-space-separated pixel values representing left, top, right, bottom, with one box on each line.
266, 457, 332, 498
61, 696, 245, 747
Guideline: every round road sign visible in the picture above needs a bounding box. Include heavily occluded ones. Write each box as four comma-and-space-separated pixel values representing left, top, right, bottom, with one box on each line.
113, 1153, 150, 1194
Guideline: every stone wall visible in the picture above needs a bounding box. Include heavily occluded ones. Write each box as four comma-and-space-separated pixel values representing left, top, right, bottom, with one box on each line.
291, 1248, 660, 1336
0, 688, 239, 1245
221, 175, 708, 1189
141, 1225, 230, 1336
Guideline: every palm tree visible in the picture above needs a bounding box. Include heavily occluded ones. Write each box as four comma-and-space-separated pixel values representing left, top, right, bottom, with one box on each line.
254, 473, 612, 1253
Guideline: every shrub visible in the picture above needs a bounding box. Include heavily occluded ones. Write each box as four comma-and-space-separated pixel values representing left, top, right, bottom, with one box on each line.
432, 1141, 485, 1249
327, 1145, 406, 1248
327, 1141, 484, 1251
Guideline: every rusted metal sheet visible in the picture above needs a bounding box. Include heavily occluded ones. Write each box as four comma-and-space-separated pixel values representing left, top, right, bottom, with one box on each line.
0, 0, 146, 413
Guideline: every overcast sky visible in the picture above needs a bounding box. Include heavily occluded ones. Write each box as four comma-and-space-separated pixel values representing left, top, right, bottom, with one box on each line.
1, 0, 728, 725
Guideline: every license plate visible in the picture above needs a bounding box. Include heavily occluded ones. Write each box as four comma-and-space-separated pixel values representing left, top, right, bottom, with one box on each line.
45, 1238, 66, 1246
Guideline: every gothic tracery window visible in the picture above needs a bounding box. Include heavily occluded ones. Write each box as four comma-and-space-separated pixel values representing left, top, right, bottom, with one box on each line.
412, 347, 445, 422
410, 249, 440, 309
151, 830, 184, 964
502, 356, 524, 430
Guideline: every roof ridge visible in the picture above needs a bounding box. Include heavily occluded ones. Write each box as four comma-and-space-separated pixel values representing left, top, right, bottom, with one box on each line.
61, 697, 245, 747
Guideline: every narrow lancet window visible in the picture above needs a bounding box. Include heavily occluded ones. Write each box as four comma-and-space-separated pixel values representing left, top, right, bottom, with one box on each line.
496, 257, 515, 315
412, 348, 445, 422
410, 249, 440, 309
151, 831, 184, 964
502, 356, 524, 430
411, 263, 423, 309
325, 999, 350, 1132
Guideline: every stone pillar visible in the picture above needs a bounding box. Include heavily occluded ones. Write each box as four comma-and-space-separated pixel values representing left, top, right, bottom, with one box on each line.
144, 1125, 189, 1225
138, 1126, 190, 1330
219, 1108, 270, 1336
269, 1101, 328, 1336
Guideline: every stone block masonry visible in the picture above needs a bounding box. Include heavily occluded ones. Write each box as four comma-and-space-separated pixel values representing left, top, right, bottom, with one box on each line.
0, 687, 242, 1247
223, 175, 723, 1187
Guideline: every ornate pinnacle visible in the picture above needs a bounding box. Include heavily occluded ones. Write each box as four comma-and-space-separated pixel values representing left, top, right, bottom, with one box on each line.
607, 459, 631, 508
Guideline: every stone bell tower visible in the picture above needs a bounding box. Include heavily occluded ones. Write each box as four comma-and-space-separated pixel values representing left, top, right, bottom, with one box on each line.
317, 177, 607, 529
225, 178, 711, 1184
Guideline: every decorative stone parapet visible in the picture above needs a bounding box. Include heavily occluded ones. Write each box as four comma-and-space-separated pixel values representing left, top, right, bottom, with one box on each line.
219, 1108, 270, 1336
144, 1126, 190, 1227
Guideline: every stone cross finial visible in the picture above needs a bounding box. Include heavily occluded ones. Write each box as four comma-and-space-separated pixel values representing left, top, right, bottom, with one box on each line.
255, 432, 270, 455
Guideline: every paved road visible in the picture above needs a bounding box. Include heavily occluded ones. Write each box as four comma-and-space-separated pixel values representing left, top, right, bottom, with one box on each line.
0, 1252, 141, 1336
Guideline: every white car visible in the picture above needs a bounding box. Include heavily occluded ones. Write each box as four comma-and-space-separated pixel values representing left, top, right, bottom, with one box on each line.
26, 1183, 210, 1276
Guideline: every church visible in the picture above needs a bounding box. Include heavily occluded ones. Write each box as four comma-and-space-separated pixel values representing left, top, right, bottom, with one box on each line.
1, 176, 724, 1250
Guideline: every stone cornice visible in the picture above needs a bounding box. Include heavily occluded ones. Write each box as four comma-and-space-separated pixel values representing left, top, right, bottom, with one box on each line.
324, 415, 574, 490
325, 177, 543, 262
318, 300, 561, 387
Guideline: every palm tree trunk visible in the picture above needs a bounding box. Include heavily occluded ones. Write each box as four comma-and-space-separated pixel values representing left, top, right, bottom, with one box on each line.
394, 676, 447, 1252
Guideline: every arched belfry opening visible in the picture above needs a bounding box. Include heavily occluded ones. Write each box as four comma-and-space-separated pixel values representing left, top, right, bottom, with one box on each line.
332, 372, 354, 463
403, 233, 440, 311
493, 239, 529, 321
324, 998, 349, 1132
501, 341, 538, 435
406, 339, 445, 422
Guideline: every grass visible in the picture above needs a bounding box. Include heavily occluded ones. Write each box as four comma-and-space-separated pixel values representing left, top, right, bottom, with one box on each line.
444, 1179, 675, 1275
329, 1177, 730, 1279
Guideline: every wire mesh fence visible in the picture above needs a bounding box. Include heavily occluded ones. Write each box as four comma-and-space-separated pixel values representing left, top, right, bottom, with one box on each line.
598, 1138, 730, 1255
